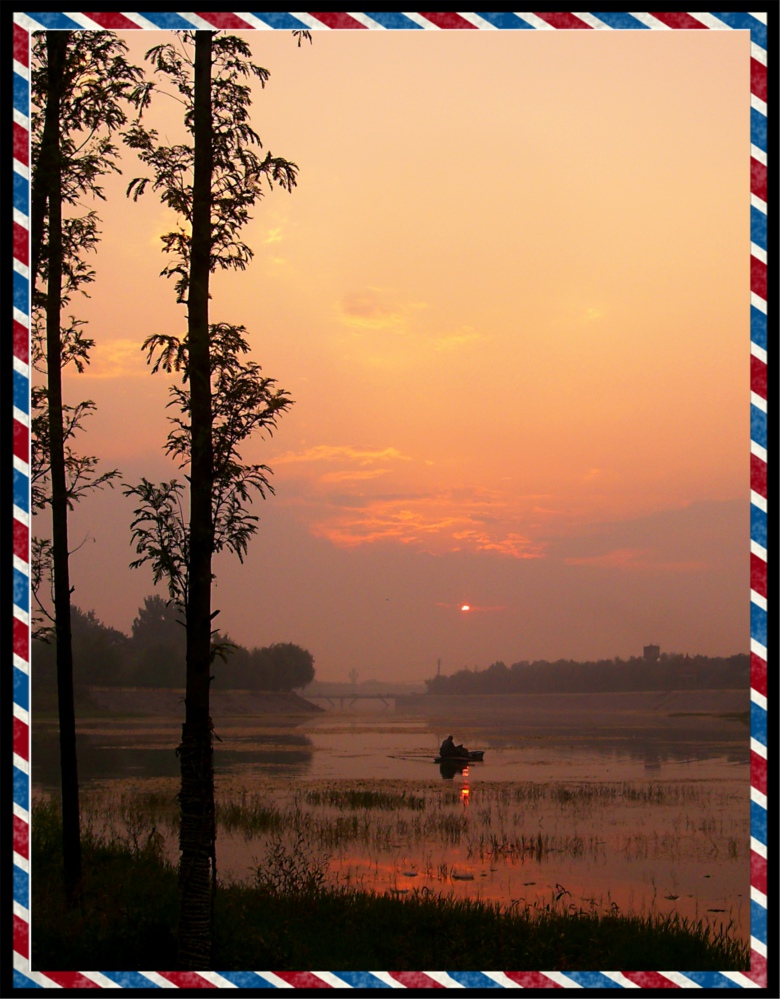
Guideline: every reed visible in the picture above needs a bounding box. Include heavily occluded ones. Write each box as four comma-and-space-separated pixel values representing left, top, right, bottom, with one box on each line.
37, 773, 747, 951
30, 802, 749, 971
300, 787, 426, 810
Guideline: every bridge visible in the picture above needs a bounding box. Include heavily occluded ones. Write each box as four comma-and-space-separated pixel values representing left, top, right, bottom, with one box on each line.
304, 692, 399, 710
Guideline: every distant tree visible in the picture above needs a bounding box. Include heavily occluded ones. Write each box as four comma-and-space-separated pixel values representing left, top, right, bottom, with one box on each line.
209, 636, 251, 688
31, 606, 129, 708
484, 661, 510, 691
30, 29, 146, 904
123, 31, 298, 968
70, 608, 129, 686
128, 595, 186, 687
427, 653, 748, 696
424, 673, 447, 694
260, 643, 315, 691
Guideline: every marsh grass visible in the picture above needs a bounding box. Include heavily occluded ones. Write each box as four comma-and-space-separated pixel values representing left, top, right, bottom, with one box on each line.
75, 779, 747, 871
40, 777, 747, 951
31, 801, 748, 971
216, 798, 285, 834
31, 799, 178, 969
216, 880, 750, 971
301, 787, 426, 810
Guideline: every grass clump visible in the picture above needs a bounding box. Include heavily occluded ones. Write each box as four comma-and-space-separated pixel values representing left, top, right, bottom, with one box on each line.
216, 798, 285, 834
301, 787, 426, 810
254, 829, 330, 897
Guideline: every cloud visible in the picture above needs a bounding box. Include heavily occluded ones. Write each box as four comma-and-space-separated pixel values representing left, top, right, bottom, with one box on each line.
337, 287, 427, 334
264, 227, 284, 245
564, 547, 651, 568
433, 326, 485, 351
277, 484, 745, 574
337, 291, 483, 369
273, 459, 744, 573
339, 290, 407, 331
319, 469, 390, 484
459, 531, 544, 559
564, 547, 709, 572
274, 444, 412, 466
550, 499, 747, 574
139, 208, 184, 252
297, 485, 547, 560
74, 338, 150, 379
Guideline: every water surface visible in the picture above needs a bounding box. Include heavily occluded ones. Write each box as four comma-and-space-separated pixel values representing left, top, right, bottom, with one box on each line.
32, 708, 750, 943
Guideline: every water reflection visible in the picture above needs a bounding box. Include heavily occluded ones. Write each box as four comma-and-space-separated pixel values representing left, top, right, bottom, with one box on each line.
475, 728, 749, 768
32, 724, 314, 792
31, 709, 749, 793
439, 760, 468, 780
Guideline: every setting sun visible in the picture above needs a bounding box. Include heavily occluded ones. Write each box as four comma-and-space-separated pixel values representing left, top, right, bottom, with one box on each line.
460, 605, 470, 612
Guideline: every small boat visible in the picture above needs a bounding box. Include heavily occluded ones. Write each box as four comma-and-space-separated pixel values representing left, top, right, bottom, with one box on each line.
434, 750, 484, 764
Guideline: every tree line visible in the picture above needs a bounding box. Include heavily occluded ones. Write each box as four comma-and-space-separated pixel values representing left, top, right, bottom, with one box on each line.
425, 654, 750, 696
31, 595, 315, 699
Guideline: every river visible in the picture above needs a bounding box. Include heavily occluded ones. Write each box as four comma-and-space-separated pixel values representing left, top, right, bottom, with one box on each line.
31, 700, 750, 943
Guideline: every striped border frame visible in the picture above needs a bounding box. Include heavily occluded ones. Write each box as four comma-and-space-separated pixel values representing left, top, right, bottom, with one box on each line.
11, 10, 769, 991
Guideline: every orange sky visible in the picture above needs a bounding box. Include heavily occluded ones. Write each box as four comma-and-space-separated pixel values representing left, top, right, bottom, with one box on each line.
48, 28, 749, 681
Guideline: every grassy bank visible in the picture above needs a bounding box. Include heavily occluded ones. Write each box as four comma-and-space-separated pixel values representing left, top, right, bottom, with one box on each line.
31, 802, 748, 971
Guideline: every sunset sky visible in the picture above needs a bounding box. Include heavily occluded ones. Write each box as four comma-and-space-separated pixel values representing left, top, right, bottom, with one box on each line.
45, 28, 749, 683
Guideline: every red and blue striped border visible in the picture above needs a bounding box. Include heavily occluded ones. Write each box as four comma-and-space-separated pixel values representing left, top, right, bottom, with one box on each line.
11, 10, 769, 990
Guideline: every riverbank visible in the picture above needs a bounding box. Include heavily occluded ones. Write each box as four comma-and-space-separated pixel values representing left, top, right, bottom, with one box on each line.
396, 689, 749, 736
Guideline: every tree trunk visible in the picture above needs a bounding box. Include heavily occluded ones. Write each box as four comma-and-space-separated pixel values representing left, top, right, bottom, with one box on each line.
31, 34, 69, 293
43, 31, 82, 905
177, 30, 216, 971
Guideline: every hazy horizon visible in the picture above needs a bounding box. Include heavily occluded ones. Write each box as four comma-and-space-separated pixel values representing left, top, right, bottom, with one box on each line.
37, 29, 749, 683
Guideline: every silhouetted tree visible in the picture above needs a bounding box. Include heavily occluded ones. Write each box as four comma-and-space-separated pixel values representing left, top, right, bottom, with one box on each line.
123, 31, 297, 968
128, 595, 186, 687
253, 643, 315, 691
30, 30, 146, 903
32, 606, 129, 709
426, 654, 750, 695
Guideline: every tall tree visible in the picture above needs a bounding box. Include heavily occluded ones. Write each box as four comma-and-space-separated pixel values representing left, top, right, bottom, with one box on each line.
30, 30, 146, 903
124, 31, 298, 968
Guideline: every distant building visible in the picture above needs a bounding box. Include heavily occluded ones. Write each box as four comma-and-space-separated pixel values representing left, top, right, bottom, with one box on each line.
643, 644, 660, 662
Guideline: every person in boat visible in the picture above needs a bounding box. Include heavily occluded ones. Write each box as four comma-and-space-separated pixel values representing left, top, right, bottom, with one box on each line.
439, 734, 469, 759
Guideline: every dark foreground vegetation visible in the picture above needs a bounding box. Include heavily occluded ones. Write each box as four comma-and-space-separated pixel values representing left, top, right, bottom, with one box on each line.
32, 802, 748, 972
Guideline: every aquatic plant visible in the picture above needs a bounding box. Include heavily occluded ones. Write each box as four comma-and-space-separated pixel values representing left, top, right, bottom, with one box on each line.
35, 771, 747, 950
254, 828, 331, 899
301, 787, 426, 811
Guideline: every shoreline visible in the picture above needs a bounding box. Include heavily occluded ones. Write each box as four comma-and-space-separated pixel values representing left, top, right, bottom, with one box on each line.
395, 688, 749, 731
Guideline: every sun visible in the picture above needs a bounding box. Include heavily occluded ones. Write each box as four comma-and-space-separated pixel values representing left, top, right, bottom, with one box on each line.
460, 604, 470, 612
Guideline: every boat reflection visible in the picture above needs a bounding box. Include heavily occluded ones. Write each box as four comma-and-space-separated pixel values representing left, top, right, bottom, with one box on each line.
439, 760, 469, 780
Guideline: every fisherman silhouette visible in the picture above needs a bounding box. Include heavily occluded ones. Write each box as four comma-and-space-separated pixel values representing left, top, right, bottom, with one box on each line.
439, 734, 469, 758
